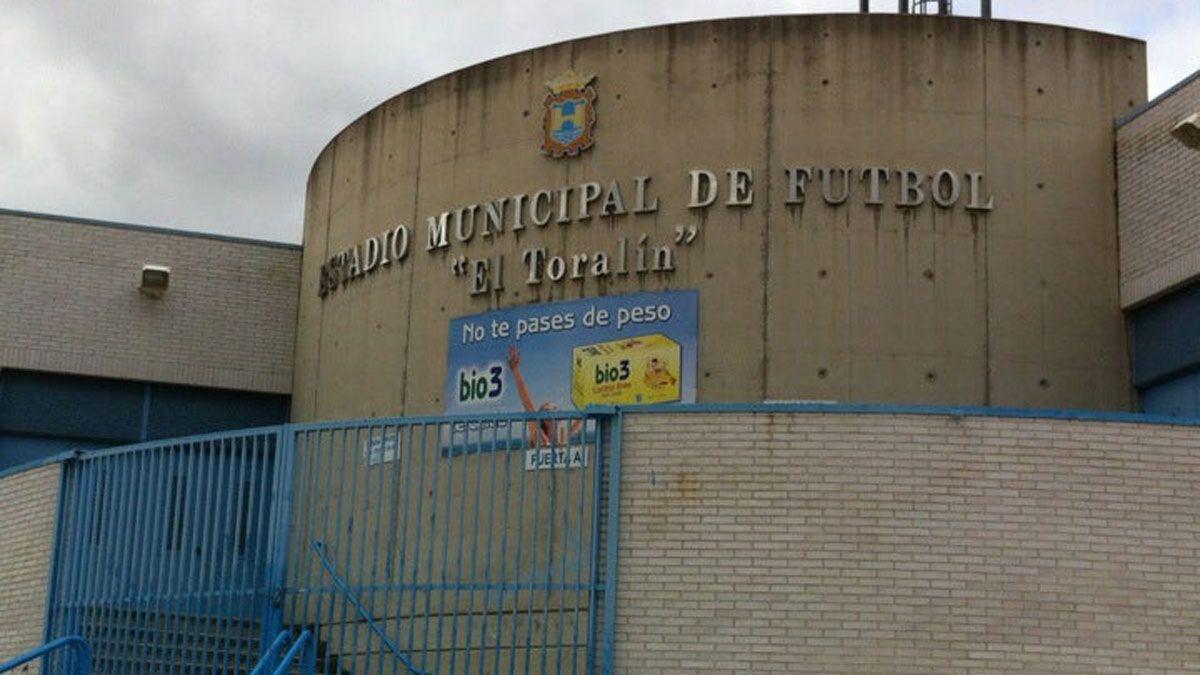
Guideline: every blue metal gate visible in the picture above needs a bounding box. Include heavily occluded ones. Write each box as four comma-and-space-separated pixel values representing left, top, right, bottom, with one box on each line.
45, 428, 287, 673
41, 411, 619, 674
281, 412, 612, 675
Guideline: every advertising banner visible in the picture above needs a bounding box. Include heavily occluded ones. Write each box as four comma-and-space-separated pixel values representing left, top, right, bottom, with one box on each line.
445, 290, 698, 419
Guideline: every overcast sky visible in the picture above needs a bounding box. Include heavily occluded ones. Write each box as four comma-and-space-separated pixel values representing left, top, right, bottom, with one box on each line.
2, 1, 1197, 244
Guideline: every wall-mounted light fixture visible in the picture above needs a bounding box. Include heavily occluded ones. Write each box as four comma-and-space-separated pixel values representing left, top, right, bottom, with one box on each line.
1172, 113, 1200, 150
140, 264, 170, 298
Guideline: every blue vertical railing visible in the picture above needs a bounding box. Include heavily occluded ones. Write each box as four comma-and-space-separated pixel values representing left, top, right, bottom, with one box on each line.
44, 429, 284, 673
282, 411, 611, 674
39, 410, 621, 674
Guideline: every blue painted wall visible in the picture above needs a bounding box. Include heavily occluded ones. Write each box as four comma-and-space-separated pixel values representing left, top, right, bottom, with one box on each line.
1131, 282, 1200, 416
0, 369, 288, 471
1138, 370, 1200, 417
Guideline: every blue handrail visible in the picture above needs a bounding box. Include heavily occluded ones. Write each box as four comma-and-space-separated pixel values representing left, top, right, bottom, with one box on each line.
0, 635, 91, 674
251, 629, 315, 675
312, 541, 428, 675
250, 630, 292, 675
272, 630, 315, 675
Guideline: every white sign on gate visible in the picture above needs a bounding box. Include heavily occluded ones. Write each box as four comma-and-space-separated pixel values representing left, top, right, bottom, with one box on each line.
524, 445, 588, 471
363, 431, 400, 467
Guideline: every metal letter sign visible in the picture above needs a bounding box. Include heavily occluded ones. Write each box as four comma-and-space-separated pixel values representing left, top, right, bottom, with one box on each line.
541, 69, 596, 158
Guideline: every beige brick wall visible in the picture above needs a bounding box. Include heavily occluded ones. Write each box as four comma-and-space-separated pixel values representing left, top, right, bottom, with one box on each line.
615, 411, 1200, 673
0, 210, 300, 393
0, 463, 61, 671
1118, 72, 1200, 307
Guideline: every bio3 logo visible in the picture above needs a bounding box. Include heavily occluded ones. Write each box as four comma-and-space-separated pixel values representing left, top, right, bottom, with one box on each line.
458, 364, 504, 404
594, 359, 631, 385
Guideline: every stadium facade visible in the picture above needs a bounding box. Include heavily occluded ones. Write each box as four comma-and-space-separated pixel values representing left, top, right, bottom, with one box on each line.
3, 9, 1200, 674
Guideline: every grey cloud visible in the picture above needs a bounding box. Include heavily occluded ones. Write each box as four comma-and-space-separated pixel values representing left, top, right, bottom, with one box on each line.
0, 0, 1193, 244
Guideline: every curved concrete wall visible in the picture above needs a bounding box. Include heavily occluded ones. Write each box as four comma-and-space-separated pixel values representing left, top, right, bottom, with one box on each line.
293, 14, 1146, 421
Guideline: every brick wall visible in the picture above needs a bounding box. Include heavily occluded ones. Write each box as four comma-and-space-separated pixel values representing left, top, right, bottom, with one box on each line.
1118, 73, 1200, 307
615, 411, 1200, 672
0, 210, 300, 393
0, 463, 61, 671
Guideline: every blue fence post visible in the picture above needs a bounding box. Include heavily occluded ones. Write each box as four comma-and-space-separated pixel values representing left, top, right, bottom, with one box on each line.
601, 409, 623, 675
261, 425, 296, 651
302, 629, 316, 674
41, 453, 74, 648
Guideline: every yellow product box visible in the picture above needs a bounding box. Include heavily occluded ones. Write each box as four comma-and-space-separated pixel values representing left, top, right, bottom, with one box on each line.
572, 333, 682, 408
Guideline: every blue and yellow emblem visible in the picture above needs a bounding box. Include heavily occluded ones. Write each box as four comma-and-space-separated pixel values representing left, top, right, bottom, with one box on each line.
541, 69, 596, 158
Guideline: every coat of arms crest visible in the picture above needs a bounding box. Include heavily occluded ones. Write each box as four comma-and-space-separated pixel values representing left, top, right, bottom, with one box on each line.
541, 69, 596, 158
